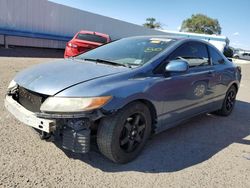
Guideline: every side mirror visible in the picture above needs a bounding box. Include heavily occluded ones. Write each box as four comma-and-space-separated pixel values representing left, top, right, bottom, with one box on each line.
165, 59, 189, 72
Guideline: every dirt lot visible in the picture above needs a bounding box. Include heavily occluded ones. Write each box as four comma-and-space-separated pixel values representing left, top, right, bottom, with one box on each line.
0, 57, 249, 188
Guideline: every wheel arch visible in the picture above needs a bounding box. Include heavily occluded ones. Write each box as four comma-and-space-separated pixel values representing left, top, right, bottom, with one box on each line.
229, 82, 239, 93
118, 99, 158, 134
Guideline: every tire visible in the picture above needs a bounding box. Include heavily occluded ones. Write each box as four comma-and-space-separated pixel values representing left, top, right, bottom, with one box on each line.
215, 85, 237, 116
97, 102, 151, 163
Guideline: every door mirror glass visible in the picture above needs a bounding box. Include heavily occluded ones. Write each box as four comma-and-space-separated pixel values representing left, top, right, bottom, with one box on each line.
165, 59, 189, 72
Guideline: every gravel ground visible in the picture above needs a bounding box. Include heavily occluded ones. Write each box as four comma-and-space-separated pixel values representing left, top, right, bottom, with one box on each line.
0, 57, 249, 188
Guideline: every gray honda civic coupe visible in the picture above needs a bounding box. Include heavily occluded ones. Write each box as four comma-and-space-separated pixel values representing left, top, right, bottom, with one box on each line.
5, 36, 241, 163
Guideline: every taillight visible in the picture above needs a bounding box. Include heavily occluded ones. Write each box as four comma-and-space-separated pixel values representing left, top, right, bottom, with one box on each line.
67, 42, 78, 48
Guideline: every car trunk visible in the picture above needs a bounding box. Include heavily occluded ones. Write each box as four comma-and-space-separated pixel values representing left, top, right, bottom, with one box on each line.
73, 39, 102, 53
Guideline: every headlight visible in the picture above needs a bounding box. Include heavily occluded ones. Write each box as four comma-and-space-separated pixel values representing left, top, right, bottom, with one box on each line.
8, 80, 17, 89
40, 96, 112, 113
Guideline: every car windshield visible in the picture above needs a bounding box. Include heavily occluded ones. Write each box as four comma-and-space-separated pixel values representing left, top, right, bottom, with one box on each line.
76, 37, 175, 66
76, 33, 107, 43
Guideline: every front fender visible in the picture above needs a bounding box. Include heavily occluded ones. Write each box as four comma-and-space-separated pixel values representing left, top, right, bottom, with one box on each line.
55, 73, 158, 112
102, 92, 154, 112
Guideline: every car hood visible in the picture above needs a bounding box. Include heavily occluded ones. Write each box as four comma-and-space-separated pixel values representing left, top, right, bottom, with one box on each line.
14, 59, 129, 95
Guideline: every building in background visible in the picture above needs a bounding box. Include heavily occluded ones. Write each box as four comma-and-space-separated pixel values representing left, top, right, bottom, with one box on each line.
0, 0, 164, 49
0, 0, 230, 53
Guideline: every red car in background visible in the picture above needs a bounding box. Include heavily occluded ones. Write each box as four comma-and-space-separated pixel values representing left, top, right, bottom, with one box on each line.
64, 30, 111, 58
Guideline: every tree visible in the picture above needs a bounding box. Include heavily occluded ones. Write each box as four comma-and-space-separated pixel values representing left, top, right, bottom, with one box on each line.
143, 18, 162, 29
180, 14, 221, 35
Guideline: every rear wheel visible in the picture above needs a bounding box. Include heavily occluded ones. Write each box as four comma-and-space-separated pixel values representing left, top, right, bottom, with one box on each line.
215, 85, 237, 116
97, 102, 151, 163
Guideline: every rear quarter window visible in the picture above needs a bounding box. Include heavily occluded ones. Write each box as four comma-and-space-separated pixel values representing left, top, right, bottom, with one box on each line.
208, 46, 225, 65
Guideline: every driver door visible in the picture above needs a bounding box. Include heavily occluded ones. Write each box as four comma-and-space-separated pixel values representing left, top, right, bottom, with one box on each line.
154, 41, 218, 131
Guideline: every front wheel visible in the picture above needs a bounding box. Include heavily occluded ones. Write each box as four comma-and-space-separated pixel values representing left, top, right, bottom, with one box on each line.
97, 102, 151, 163
215, 85, 237, 116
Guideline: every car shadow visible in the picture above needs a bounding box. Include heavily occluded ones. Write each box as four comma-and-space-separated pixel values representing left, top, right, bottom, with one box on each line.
55, 100, 250, 173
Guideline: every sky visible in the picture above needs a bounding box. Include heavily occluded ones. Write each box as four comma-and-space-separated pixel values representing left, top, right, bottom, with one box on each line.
50, 0, 250, 50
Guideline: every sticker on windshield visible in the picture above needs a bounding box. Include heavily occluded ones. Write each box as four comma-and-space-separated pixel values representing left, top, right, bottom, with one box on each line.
150, 38, 172, 42
150, 40, 161, 44
144, 47, 163, 52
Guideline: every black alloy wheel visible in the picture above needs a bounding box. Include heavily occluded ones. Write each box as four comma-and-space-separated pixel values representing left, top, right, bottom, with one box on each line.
215, 85, 237, 116
119, 113, 146, 153
97, 102, 151, 163
225, 89, 236, 112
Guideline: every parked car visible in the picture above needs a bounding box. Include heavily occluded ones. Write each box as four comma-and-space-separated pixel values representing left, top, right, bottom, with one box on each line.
5, 36, 241, 163
233, 51, 250, 60
64, 30, 111, 58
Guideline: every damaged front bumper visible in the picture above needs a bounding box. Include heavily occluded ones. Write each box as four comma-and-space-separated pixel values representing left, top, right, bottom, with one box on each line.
4, 95, 103, 154
5, 95, 56, 133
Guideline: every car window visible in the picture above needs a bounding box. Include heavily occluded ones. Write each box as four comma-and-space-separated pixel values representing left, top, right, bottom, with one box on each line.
168, 42, 210, 68
76, 33, 107, 43
77, 37, 176, 66
208, 46, 225, 65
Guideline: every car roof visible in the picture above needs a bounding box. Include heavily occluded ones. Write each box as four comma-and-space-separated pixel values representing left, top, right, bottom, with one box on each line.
126, 35, 226, 59
125, 35, 214, 46
125, 35, 181, 40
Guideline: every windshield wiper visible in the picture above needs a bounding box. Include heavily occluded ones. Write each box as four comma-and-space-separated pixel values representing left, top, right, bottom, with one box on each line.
83, 58, 128, 67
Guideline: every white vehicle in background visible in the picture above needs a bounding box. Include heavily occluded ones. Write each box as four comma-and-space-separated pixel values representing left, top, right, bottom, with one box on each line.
158, 30, 229, 53
233, 51, 250, 60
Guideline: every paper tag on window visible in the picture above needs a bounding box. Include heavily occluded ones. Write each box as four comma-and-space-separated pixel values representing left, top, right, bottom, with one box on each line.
150, 38, 172, 42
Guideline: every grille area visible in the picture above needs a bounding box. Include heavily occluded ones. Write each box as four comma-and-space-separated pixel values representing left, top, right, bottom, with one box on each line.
18, 87, 48, 112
